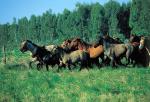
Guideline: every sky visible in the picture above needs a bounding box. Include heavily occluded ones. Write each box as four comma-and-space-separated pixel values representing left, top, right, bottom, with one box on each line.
0, 0, 130, 24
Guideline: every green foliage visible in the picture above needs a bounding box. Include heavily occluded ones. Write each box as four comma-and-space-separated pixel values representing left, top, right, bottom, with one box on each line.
104, 0, 121, 37
0, 0, 150, 50
129, 0, 150, 36
89, 3, 105, 41
0, 1, 130, 50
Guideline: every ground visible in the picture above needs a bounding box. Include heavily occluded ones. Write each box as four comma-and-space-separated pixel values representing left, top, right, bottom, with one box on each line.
0, 50, 150, 102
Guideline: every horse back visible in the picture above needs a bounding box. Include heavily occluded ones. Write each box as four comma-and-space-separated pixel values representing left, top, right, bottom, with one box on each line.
88, 45, 104, 58
145, 36, 150, 52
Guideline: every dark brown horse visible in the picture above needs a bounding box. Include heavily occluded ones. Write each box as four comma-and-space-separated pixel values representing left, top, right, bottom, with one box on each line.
102, 34, 123, 44
129, 34, 141, 43
139, 36, 150, 67
61, 38, 104, 67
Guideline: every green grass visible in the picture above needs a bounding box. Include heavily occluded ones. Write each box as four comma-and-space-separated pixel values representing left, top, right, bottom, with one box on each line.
1, 66, 150, 102
0, 50, 150, 102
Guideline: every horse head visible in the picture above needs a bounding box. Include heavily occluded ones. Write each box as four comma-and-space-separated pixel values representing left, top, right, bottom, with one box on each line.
139, 37, 145, 50
20, 40, 38, 56
69, 38, 88, 50
129, 34, 141, 43
61, 39, 72, 48
20, 40, 32, 52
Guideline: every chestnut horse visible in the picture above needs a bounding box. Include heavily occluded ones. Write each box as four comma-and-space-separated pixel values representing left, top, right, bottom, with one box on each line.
61, 38, 104, 67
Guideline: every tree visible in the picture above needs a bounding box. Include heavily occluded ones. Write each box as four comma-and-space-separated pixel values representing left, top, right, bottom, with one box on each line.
0, 23, 9, 48
104, 0, 120, 37
18, 17, 29, 41
129, 0, 150, 36
89, 3, 105, 41
117, 3, 131, 38
76, 3, 91, 40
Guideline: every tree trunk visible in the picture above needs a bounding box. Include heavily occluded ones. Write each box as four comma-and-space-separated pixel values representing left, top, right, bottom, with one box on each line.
2, 45, 6, 64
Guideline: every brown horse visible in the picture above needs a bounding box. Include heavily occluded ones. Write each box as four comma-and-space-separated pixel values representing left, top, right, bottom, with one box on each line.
102, 34, 123, 44
61, 38, 104, 66
139, 36, 150, 67
101, 34, 126, 66
103, 34, 149, 67
61, 39, 72, 48
101, 34, 143, 67
59, 50, 91, 71
129, 34, 141, 43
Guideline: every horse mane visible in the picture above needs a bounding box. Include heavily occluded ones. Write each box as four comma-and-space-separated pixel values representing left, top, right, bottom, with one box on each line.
143, 36, 150, 49
73, 38, 91, 47
103, 35, 122, 44
26, 40, 39, 47
130, 35, 141, 43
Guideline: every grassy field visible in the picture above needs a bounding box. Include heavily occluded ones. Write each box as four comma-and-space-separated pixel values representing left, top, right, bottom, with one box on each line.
0, 50, 150, 102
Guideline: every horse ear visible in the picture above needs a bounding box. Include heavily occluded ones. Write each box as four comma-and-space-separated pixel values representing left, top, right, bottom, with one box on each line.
26, 40, 32, 43
26, 39, 30, 42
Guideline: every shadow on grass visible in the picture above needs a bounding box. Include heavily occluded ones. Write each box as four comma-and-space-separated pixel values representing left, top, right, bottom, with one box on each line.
4, 63, 29, 71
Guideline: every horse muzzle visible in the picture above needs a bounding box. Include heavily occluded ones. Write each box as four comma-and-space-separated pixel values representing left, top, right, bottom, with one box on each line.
139, 44, 144, 50
20, 48, 26, 53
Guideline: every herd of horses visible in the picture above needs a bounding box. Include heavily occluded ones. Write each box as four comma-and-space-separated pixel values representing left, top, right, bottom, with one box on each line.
20, 34, 150, 71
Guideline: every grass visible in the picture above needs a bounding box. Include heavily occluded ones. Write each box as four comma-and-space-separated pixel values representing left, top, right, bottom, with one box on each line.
0, 50, 150, 102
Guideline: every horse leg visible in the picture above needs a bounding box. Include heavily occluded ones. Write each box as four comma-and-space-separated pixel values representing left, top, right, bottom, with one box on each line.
116, 57, 126, 67
103, 56, 111, 66
125, 49, 132, 66
110, 56, 116, 67
57, 65, 61, 72
100, 52, 105, 64
29, 61, 33, 68
80, 60, 89, 71
94, 58, 101, 68
29, 58, 37, 68
46, 64, 49, 71
37, 63, 42, 70
87, 59, 92, 70
79, 62, 84, 71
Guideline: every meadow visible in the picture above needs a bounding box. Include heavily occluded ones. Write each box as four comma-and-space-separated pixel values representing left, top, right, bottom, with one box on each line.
0, 50, 150, 102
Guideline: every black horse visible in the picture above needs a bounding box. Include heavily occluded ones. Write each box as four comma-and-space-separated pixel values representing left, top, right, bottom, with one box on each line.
20, 40, 60, 71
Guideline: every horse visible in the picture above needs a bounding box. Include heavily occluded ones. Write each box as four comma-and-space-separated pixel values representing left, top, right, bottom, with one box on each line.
139, 36, 150, 67
101, 34, 126, 66
61, 39, 72, 48
128, 35, 150, 67
102, 34, 123, 44
101, 34, 142, 67
20, 40, 59, 71
129, 34, 141, 43
59, 49, 91, 71
125, 42, 141, 66
61, 37, 104, 67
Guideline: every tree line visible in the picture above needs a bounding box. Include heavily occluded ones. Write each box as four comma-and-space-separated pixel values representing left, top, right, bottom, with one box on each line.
0, 0, 150, 50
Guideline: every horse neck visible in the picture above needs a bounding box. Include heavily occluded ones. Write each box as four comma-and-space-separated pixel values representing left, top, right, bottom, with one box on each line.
109, 37, 120, 44
80, 41, 91, 49
59, 47, 68, 57
26, 42, 38, 55
103, 39, 111, 49
145, 38, 150, 49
